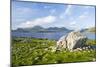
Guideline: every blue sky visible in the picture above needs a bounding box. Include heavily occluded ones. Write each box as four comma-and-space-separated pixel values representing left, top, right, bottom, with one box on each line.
12, 1, 95, 30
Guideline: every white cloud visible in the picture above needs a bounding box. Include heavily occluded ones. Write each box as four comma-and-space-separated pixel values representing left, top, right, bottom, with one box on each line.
59, 15, 65, 19
59, 5, 72, 19
69, 21, 76, 25
15, 7, 34, 14
69, 21, 77, 28
68, 12, 88, 30
79, 15, 87, 19
13, 7, 36, 17
44, 6, 50, 8
18, 15, 56, 28
65, 5, 72, 15
50, 9, 56, 14
69, 22, 80, 30
79, 12, 88, 19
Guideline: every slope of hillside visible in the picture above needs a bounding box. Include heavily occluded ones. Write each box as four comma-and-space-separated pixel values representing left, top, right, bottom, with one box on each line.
87, 27, 96, 32
80, 27, 95, 33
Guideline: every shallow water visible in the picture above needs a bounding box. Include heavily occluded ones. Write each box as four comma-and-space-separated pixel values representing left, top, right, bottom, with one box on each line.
12, 31, 96, 40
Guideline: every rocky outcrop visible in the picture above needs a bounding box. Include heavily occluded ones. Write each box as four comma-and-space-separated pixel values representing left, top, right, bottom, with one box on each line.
56, 31, 87, 51
56, 35, 67, 49
66, 31, 87, 50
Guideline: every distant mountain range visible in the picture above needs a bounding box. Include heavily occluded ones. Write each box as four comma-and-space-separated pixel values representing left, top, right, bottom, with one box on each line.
12, 26, 73, 33
12, 26, 95, 33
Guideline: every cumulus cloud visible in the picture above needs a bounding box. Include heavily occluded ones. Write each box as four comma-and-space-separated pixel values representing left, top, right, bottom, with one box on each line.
18, 15, 56, 28
68, 11, 89, 30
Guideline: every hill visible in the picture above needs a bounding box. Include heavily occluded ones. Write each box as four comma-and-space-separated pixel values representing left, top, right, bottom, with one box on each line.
80, 27, 95, 33
12, 26, 72, 33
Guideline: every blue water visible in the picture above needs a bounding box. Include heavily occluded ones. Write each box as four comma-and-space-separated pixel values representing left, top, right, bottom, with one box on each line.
82, 32, 96, 40
12, 31, 95, 40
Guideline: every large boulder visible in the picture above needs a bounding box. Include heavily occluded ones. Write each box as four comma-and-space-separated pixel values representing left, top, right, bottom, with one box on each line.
56, 31, 87, 51
56, 35, 67, 50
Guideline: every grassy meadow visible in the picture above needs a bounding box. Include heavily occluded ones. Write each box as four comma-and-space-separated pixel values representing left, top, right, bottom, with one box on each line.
11, 37, 96, 67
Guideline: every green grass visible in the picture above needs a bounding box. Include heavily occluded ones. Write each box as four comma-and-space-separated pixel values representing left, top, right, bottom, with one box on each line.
11, 37, 96, 67
86, 39, 96, 45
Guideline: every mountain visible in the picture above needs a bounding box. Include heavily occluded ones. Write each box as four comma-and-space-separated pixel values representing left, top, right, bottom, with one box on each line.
12, 26, 44, 32
12, 26, 72, 33
80, 27, 95, 33
87, 27, 96, 32
46, 27, 67, 31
